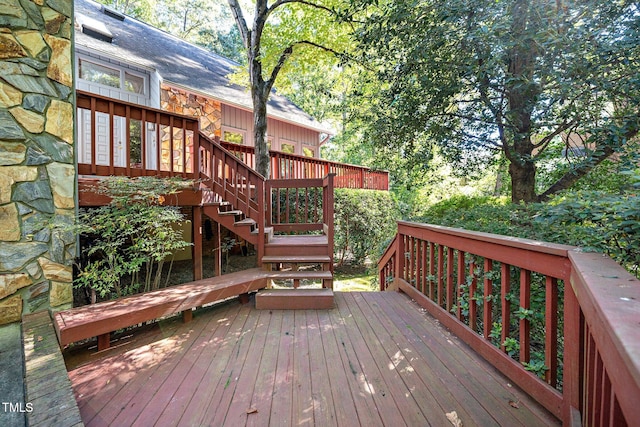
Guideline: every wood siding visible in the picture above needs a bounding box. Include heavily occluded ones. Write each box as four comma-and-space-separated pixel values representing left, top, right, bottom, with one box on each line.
222, 103, 321, 157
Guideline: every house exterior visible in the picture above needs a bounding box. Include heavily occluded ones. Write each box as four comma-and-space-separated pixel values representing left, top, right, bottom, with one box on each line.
74, 0, 332, 166
0, 0, 75, 324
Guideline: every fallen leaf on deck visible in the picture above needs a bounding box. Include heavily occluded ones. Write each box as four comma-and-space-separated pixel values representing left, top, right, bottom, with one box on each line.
446, 411, 463, 427
509, 400, 520, 409
246, 407, 258, 414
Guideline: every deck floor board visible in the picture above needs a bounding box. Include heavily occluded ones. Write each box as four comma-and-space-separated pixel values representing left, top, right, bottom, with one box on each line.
67, 292, 559, 426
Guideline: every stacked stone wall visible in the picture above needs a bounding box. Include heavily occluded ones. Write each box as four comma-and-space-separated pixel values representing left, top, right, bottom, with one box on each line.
0, 0, 75, 324
161, 84, 222, 140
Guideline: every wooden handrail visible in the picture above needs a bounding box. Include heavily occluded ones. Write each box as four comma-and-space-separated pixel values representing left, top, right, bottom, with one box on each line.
378, 221, 640, 425
220, 141, 389, 191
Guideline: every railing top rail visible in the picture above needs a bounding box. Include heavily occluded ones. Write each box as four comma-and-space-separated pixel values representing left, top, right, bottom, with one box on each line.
397, 220, 575, 257
220, 140, 389, 174
569, 251, 640, 416
378, 234, 398, 269
266, 178, 324, 188
76, 90, 201, 126
199, 134, 266, 181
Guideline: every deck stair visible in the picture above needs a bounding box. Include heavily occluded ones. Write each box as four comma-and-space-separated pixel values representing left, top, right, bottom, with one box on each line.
255, 288, 334, 310
203, 202, 272, 247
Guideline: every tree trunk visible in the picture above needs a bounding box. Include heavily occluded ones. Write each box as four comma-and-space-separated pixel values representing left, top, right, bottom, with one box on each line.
252, 82, 270, 178
509, 159, 537, 203
505, 0, 539, 203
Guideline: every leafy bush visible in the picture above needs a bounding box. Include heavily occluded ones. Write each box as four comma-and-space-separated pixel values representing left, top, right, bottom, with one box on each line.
334, 189, 399, 265
75, 177, 193, 301
416, 175, 640, 277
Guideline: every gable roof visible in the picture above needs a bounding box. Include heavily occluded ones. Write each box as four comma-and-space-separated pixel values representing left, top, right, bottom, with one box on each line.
74, 0, 331, 134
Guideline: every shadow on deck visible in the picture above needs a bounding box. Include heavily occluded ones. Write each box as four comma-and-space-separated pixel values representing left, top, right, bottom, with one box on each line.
65, 292, 559, 426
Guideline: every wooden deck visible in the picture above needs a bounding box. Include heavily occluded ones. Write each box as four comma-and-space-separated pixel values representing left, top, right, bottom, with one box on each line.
66, 292, 559, 426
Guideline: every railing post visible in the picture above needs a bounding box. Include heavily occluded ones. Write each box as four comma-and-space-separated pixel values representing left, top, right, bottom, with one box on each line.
323, 173, 335, 281
395, 230, 404, 286
563, 278, 582, 425
257, 178, 265, 267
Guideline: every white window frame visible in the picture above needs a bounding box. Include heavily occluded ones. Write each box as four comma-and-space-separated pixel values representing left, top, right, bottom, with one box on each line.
302, 145, 316, 158
278, 138, 298, 154
221, 126, 247, 145
77, 54, 149, 96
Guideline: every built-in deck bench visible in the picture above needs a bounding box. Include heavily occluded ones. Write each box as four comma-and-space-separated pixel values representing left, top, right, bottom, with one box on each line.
22, 311, 84, 426
53, 268, 268, 351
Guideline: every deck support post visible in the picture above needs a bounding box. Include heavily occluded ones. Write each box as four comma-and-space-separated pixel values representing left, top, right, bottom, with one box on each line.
238, 293, 250, 304
97, 333, 110, 351
193, 206, 203, 281
215, 222, 222, 276
182, 309, 193, 323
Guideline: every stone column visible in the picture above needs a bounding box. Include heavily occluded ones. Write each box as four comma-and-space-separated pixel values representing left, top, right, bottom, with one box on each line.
0, 0, 75, 325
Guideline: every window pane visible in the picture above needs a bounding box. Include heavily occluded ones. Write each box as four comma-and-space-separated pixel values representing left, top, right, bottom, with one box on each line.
281, 143, 295, 154
224, 130, 244, 144
79, 59, 119, 88
125, 72, 145, 94
303, 147, 314, 157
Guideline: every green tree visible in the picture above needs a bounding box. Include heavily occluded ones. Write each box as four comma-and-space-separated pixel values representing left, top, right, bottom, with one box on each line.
354, 0, 640, 202
226, 0, 351, 177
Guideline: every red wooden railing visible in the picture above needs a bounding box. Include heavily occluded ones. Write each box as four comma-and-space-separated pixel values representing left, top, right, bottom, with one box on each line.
76, 91, 201, 178
265, 174, 335, 274
220, 141, 389, 190
378, 221, 640, 425
76, 91, 387, 191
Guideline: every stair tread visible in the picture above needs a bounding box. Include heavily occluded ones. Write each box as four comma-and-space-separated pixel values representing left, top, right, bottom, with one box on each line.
218, 210, 243, 216
262, 255, 331, 263
265, 270, 333, 279
255, 288, 334, 310
258, 288, 333, 297
235, 218, 256, 226
266, 235, 328, 246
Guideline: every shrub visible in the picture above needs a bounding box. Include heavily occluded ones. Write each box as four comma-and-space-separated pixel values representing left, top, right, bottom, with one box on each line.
75, 176, 193, 301
334, 189, 399, 265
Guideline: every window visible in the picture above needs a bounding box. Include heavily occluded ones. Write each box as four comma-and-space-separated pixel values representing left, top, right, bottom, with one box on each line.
78, 56, 148, 95
281, 143, 296, 154
125, 72, 145, 94
303, 147, 315, 157
79, 59, 119, 88
223, 130, 244, 145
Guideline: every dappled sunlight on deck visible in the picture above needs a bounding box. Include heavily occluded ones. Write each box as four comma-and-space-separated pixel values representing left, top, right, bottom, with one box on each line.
66, 292, 558, 426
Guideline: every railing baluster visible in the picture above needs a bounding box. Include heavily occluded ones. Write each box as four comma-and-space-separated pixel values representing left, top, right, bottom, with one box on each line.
109, 101, 115, 174
500, 263, 511, 353
90, 97, 97, 174
447, 247, 454, 312
125, 105, 131, 176
429, 243, 435, 300
437, 245, 444, 307
483, 258, 493, 341
520, 269, 531, 364
545, 276, 558, 387
141, 109, 147, 174
469, 260, 477, 331
457, 250, 465, 320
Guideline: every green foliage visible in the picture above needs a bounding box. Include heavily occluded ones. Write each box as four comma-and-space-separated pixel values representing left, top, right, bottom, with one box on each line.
352, 0, 640, 202
75, 177, 193, 300
334, 189, 398, 265
418, 171, 640, 277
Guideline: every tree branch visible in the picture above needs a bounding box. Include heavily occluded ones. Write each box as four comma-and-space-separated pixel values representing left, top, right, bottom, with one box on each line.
226, 0, 249, 47
539, 117, 639, 201
268, 0, 334, 17
266, 40, 346, 92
